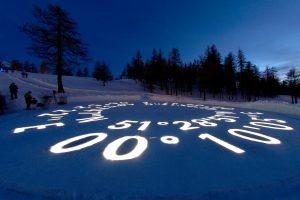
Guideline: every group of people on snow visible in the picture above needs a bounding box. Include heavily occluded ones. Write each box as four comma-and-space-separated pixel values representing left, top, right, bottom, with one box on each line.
24, 90, 57, 110
0, 82, 59, 113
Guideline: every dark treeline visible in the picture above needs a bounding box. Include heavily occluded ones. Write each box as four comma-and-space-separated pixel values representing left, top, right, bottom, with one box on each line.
0, 58, 91, 77
0, 57, 113, 86
122, 45, 300, 103
92, 61, 113, 86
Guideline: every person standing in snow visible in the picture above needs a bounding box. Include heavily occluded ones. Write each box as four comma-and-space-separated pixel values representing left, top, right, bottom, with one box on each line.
24, 91, 33, 110
9, 82, 18, 100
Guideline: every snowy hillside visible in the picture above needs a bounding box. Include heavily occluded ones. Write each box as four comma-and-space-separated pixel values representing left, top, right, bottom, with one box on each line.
1, 72, 299, 115
0, 72, 300, 199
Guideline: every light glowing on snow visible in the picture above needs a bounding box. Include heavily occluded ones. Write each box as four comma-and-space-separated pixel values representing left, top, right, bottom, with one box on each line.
228, 129, 281, 144
173, 121, 200, 130
38, 113, 68, 117
103, 136, 148, 161
137, 121, 151, 131
243, 126, 260, 130
241, 112, 263, 115
261, 119, 287, 123
108, 120, 139, 130
50, 133, 107, 154
191, 119, 217, 127
13, 122, 64, 134
199, 133, 245, 154
157, 122, 169, 125
249, 122, 293, 130
76, 116, 108, 123
12, 101, 296, 160
205, 116, 237, 123
160, 136, 179, 144
52, 109, 76, 113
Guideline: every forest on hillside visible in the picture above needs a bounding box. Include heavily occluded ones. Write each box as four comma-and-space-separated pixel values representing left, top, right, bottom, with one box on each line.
123, 46, 300, 103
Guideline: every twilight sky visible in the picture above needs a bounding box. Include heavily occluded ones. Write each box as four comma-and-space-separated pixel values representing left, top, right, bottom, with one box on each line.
1, 0, 300, 78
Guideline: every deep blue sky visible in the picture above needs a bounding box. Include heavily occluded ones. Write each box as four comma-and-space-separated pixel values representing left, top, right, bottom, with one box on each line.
1, 0, 300, 78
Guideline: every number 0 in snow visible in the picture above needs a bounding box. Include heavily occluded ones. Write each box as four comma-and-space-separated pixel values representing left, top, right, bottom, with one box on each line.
103, 136, 148, 161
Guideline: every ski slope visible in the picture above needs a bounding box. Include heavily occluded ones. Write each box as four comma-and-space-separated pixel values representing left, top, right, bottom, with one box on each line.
0, 72, 300, 199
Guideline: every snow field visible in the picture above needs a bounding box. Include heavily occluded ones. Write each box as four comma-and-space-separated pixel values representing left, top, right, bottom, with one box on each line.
0, 71, 299, 199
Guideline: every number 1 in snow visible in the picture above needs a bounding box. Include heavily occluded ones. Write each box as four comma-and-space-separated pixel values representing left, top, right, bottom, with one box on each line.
199, 133, 245, 154
138, 121, 151, 131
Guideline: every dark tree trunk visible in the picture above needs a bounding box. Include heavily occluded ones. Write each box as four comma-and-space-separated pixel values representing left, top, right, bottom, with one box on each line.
57, 15, 65, 93
57, 44, 65, 93
57, 73, 64, 93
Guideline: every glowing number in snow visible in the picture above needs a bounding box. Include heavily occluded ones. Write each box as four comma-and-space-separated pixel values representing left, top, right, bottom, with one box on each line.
103, 136, 148, 161
52, 109, 76, 113
250, 117, 287, 123
50, 133, 108, 153
243, 126, 260, 130
138, 121, 151, 131
205, 116, 236, 123
228, 129, 281, 144
108, 120, 139, 130
199, 133, 245, 154
160, 136, 179, 144
249, 122, 293, 130
76, 116, 108, 123
157, 122, 169, 125
13, 122, 64, 134
241, 112, 263, 115
215, 111, 236, 115
38, 113, 68, 117
215, 114, 239, 119
173, 121, 199, 130
191, 119, 217, 127
76, 116, 108, 124
260, 119, 286, 123
74, 106, 86, 109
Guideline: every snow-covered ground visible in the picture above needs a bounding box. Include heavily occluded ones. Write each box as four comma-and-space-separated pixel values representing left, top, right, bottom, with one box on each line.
0, 72, 299, 199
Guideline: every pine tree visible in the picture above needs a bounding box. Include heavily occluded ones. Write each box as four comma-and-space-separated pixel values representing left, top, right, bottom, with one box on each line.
144, 49, 158, 92
39, 61, 48, 74
195, 58, 206, 100
23, 61, 31, 72
11, 59, 22, 71
261, 66, 280, 98
30, 63, 38, 73
237, 49, 246, 98
83, 67, 89, 77
224, 52, 236, 99
243, 61, 259, 101
130, 51, 144, 82
168, 48, 182, 96
286, 68, 300, 104
157, 50, 168, 92
92, 61, 113, 86
21, 4, 88, 93
203, 45, 223, 99
76, 69, 83, 77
